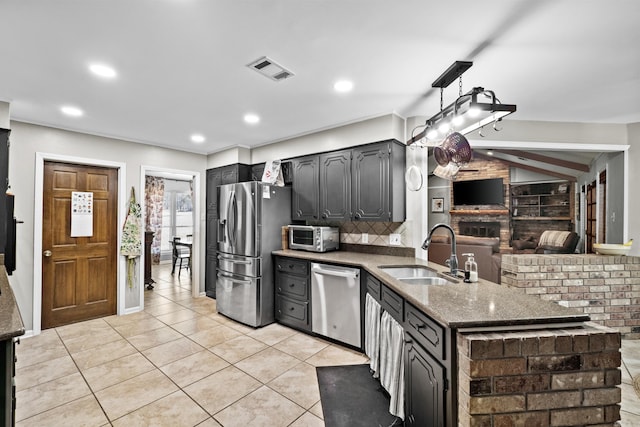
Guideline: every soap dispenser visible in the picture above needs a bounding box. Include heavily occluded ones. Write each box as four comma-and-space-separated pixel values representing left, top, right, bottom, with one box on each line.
463, 253, 478, 283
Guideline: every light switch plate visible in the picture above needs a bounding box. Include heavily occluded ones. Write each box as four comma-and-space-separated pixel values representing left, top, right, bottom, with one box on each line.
361, 233, 369, 244
390, 233, 401, 245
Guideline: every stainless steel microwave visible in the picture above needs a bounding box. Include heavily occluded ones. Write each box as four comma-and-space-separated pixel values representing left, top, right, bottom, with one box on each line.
288, 225, 339, 252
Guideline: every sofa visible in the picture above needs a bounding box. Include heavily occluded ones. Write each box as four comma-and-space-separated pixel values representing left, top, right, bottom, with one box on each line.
427, 234, 502, 283
512, 230, 579, 254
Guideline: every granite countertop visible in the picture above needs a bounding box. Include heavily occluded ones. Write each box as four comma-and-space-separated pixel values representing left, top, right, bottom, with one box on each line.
273, 249, 590, 329
0, 265, 25, 341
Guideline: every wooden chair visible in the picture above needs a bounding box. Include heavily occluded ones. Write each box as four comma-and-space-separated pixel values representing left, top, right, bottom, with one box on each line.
171, 236, 191, 276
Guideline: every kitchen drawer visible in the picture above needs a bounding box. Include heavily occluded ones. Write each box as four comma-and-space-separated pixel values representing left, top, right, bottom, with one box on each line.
275, 257, 309, 276
276, 271, 309, 300
365, 273, 381, 301
275, 295, 310, 331
405, 303, 445, 360
381, 284, 403, 322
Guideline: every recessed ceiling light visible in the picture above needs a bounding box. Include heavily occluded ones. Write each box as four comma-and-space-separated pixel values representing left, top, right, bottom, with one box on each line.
190, 134, 205, 143
89, 63, 117, 79
334, 80, 353, 93
244, 113, 260, 125
60, 106, 84, 117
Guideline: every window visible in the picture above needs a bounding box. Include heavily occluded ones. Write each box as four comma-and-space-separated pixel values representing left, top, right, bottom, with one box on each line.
160, 180, 193, 260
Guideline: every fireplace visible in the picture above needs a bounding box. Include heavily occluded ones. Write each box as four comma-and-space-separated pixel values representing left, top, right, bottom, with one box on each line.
458, 221, 501, 238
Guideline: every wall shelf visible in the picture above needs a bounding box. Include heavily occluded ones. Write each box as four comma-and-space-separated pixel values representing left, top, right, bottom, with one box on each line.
510, 181, 574, 241
450, 209, 510, 216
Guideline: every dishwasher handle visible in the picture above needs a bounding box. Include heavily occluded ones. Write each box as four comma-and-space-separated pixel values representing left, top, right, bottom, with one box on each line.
311, 265, 359, 279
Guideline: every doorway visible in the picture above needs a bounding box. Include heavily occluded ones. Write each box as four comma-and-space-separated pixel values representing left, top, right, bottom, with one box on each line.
41, 161, 118, 329
142, 167, 200, 299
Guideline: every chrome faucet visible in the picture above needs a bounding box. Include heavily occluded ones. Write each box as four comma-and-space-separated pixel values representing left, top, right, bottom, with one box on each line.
422, 223, 459, 276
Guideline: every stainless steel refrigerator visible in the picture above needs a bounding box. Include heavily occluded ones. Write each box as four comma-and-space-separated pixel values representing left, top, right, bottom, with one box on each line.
216, 181, 291, 327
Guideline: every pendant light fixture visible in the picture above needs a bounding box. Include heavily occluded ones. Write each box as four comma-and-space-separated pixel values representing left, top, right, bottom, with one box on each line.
407, 61, 517, 146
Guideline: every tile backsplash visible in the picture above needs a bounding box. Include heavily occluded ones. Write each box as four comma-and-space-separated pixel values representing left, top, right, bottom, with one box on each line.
309, 220, 413, 248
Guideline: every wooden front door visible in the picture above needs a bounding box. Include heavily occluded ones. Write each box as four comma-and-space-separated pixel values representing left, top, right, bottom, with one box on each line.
42, 161, 118, 329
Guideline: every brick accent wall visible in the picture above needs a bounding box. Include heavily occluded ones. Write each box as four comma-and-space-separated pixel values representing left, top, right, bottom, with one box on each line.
501, 254, 640, 339
458, 324, 622, 426
450, 157, 511, 252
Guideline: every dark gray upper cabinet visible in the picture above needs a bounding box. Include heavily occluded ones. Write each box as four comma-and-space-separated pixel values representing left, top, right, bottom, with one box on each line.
0, 129, 9, 252
205, 164, 250, 297
290, 140, 405, 223
319, 150, 351, 221
250, 163, 265, 181
291, 156, 320, 221
352, 140, 405, 222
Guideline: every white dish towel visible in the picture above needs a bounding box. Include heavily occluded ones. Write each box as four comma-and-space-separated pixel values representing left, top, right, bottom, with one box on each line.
364, 293, 381, 378
380, 310, 405, 420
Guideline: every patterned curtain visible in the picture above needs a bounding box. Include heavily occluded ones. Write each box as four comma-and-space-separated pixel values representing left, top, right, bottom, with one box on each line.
145, 176, 165, 264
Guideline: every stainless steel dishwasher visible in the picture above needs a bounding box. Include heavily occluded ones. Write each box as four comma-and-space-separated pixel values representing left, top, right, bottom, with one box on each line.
311, 262, 361, 348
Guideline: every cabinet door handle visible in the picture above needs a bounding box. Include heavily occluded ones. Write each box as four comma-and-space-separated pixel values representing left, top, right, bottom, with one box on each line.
416, 323, 426, 330
289, 283, 295, 287
404, 338, 413, 344
290, 306, 295, 311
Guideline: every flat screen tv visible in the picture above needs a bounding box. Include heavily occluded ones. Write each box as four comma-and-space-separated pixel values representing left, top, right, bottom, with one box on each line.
453, 178, 504, 206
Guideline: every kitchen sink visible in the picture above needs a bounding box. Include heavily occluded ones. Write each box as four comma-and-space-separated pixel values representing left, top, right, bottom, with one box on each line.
378, 265, 456, 285
397, 277, 453, 286
378, 265, 440, 279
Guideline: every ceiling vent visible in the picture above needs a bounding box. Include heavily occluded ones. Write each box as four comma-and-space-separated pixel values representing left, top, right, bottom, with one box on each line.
247, 56, 294, 82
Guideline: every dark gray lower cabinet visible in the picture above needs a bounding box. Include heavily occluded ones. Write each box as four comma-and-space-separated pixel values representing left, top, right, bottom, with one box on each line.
274, 256, 311, 331
0, 338, 17, 426
404, 335, 446, 427
364, 272, 454, 426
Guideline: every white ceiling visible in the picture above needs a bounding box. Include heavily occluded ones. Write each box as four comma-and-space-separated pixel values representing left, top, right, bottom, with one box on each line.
1, 0, 639, 155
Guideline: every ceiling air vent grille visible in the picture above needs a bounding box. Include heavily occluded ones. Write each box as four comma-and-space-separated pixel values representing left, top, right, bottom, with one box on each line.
247, 56, 294, 82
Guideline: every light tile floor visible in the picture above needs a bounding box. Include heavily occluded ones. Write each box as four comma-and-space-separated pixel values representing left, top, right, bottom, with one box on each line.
14, 263, 640, 426
15, 264, 366, 426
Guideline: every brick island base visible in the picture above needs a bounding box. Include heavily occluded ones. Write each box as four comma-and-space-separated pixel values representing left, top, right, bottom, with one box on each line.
501, 254, 640, 339
457, 323, 621, 426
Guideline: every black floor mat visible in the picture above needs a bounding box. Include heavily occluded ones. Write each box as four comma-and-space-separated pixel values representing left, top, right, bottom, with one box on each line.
316, 364, 402, 427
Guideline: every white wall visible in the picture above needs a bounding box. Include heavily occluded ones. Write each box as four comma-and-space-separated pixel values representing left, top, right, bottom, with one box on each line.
250, 114, 404, 163
9, 121, 207, 332
207, 146, 251, 169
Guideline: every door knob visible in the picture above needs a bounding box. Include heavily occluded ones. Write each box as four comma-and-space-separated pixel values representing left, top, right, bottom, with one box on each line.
43, 250, 52, 257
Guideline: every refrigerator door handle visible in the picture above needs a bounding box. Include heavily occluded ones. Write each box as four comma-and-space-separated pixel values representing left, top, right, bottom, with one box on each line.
217, 254, 251, 264
217, 219, 226, 243
217, 272, 252, 285
228, 190, 237, 249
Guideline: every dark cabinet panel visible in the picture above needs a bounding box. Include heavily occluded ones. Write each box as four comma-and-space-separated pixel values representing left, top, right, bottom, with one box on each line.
289, 140, 405, 223
251, 163, 265, 181
0, 129, 9, 253
274, 256, 311, 331
352, 143, 390, 221
405, 337, 446, 427
319, 150, 351, 220
380, 283, 404, 322
405, 303, 446, 361
291, 156, 320, 221
352, 141, 405, 222
205, 164, 250, 298
0, 338, 17, 426
365, 272, 381, 300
